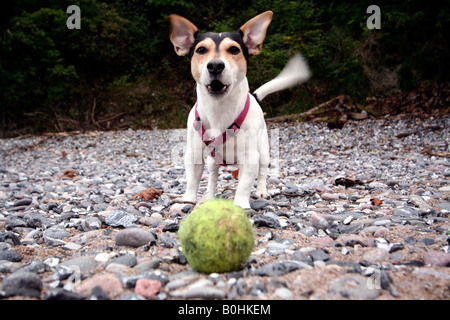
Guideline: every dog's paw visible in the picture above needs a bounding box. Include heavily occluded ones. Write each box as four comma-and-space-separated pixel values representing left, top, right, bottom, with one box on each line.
180, 194, 197, 204
256, 189, 270, 199
234, 198, 251, 210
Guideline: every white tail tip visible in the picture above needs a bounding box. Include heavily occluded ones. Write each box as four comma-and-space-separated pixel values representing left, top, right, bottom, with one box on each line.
253, 54, 311, 101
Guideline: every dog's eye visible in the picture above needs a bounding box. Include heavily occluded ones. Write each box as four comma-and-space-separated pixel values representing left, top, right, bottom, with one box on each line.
228, 46, 241, 55
196, 46, 207, 55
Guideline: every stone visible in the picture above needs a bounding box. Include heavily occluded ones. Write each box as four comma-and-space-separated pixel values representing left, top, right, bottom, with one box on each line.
114, 228, 155, 247
81, 217, 102, 231
170, 286, 226, 299
105, 210, 137, 228
321, 193, 339, 201
78, 273, 123, 298
252, 260, 312, 277
274, 287, 294, 299
328, 275, 380, 299
0, 250, 23, 262
423, 251, 450, 267
418, 238, 436, 246
250, 198, 270, 210
311, 212, 329, 230
108, 254, 137, 267
394, 206, 420, 218
57, 257, 97, 274
309, 249, 330, 262
2, 271, 43, 298
43, 226, 71, 246
362, 248, 390, 264
0, 231, 21, 245
134, 278, 162, 299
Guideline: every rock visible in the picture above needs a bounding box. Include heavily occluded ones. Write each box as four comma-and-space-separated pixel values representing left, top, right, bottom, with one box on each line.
0, 250, 23, 262
311, 212, 329, 230
418, 238, 436, 246
250, 198, 270, 210
114, 228, 155, 247
328, 275, 380, 299
43, 226, 71, 246
274, 287, 294, 299
108, 254, 137, 267
394, 206, 420, 218
252, 214, 280, 228
45, 289, 85, 300
2, 271, 43, 298
78, 273, 123, 298
423, 251, 450, 267
57, 257, 97, 274
170, 286, 226, 299
0, 231, 21, 245
105, 210, 137, 228
362, 248, 390, 264
309, 249, 330, 262
252, 260, 312, 276
81, 217, 102, 231
321, 193, 339, 201
134, 279, 161, 299
338, 222, 364, 234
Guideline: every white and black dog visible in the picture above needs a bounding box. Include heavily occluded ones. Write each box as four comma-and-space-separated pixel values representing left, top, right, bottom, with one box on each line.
169, 11, 310, 209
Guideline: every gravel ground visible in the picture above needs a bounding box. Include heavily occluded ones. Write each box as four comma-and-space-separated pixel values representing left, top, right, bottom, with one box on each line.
0, 115, 449, 300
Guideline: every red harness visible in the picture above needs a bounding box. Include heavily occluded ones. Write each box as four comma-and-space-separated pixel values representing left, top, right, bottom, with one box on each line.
193, 93, 250, 166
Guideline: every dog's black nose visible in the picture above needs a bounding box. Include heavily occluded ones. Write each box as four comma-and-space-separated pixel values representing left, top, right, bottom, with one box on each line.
207, 60, 225, 76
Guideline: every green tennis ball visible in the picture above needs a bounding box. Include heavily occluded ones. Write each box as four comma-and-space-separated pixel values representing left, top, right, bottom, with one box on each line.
178, 199, 254, 274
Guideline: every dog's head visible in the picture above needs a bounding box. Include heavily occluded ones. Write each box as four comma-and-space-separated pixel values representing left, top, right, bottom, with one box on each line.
169, 11, 272, 100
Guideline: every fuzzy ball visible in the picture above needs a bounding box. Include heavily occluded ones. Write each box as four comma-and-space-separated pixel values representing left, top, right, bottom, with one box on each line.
178, 199, 254, 274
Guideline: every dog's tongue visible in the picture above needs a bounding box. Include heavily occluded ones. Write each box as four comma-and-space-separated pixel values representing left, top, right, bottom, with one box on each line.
209, 80, 226, 92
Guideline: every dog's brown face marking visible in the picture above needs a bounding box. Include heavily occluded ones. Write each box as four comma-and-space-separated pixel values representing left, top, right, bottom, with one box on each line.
190, 34, 247, 83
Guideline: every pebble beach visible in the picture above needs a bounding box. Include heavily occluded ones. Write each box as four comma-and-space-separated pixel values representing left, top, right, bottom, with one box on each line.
0, 115, 449, 300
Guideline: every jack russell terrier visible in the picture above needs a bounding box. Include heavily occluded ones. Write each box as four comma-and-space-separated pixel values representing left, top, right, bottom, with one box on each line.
169, 11, 310, 209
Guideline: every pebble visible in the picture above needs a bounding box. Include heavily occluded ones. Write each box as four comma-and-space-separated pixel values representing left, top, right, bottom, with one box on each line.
253, 260, 312, 276
0, 117, 449, 300
274, 287, 294, 299
78, 273, 123, 298
57, 257, 97, 273
105, 210, 138, 228
0, 250, 23, 262
134, 278, 161, 300
114, 228, 155, 247
423, 251, 450, 267
2, 271, 43, 298
363, 248, 390, 264
328, 275, 380, 299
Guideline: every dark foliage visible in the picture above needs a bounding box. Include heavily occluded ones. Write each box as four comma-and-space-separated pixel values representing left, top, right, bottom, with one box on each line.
1, 0, 448, 136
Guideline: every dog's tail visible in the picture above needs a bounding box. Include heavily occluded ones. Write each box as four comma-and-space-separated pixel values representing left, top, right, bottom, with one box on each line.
253, 54, 311, 102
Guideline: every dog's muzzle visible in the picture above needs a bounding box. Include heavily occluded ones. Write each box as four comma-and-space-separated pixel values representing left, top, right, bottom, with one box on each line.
206, 80, 229, 94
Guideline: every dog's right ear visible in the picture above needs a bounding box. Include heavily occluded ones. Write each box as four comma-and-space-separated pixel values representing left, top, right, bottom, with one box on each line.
169, 14, 198, 56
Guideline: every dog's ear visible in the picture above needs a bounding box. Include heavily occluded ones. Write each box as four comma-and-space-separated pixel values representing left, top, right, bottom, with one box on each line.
169, 14, 198, 56
240, 11, 273, 56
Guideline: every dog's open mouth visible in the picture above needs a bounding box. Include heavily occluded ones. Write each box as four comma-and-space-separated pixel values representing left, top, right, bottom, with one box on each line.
206, 80, 229, 95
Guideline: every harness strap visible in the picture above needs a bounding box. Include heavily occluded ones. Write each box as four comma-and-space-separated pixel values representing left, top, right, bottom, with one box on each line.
194, 93, 250, 165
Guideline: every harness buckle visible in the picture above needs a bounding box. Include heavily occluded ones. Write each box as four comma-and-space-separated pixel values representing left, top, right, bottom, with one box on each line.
227, 122, 240, 137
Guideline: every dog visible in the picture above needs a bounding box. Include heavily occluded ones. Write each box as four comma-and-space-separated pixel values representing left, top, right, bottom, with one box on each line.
169, 11, 310, 209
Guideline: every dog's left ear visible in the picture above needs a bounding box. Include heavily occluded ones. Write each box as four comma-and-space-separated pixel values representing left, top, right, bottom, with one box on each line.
169, 14, 198, 56
240, 11, 273, 56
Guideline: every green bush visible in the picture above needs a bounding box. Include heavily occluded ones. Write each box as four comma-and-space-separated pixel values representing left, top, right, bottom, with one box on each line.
1, 0, 448, 136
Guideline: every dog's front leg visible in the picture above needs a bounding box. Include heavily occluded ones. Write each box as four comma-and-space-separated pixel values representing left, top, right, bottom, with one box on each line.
234, 160, 259, 209
182, 130, 204, 203
206, 156, 219, 200
234, 137, 259, 209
